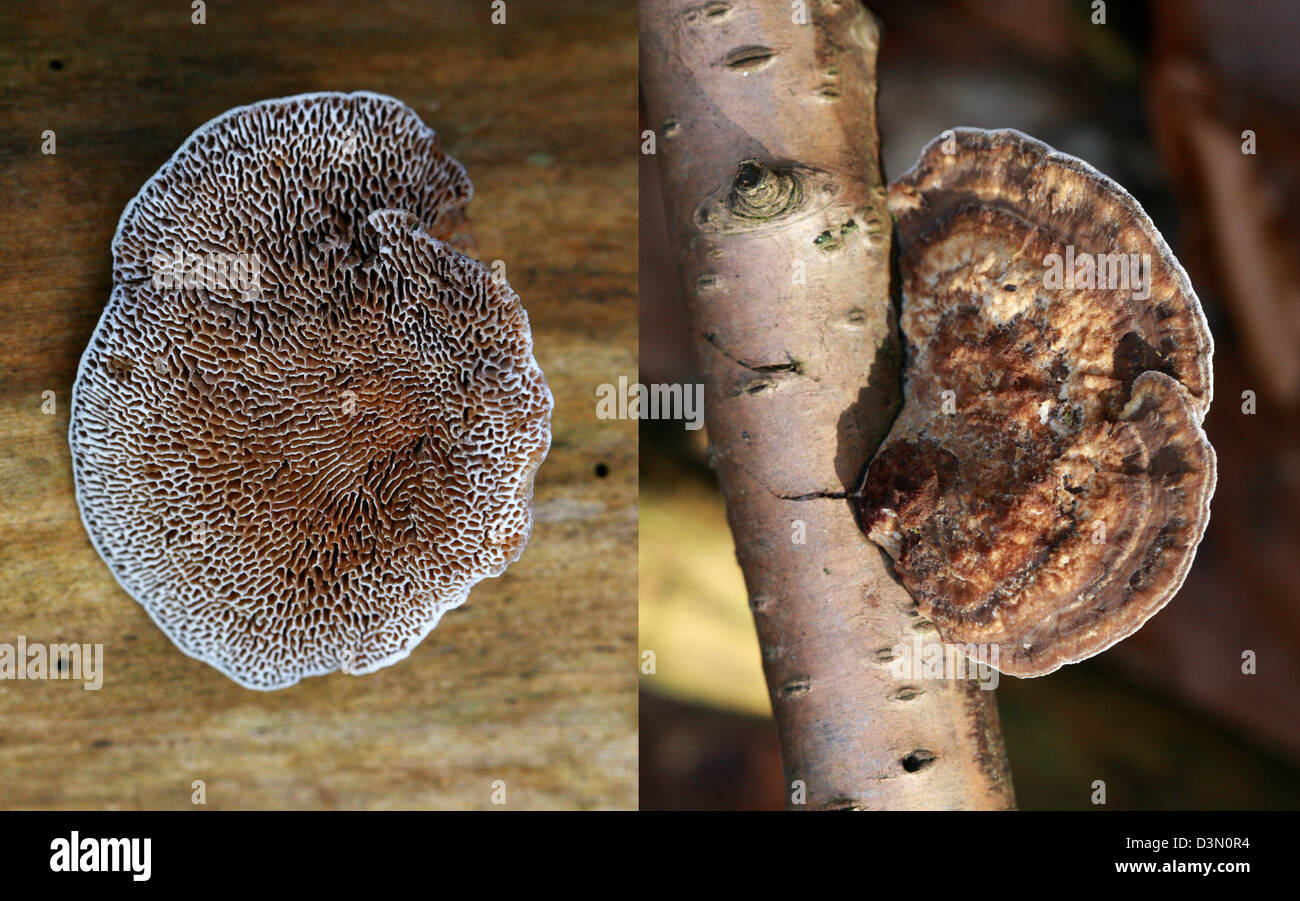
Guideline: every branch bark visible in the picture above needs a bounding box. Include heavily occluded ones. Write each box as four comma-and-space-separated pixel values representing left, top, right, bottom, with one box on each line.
641, 0, 1016, 809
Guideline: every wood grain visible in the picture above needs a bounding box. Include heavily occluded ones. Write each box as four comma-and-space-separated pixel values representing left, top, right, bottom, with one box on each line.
0, 0, 636, 809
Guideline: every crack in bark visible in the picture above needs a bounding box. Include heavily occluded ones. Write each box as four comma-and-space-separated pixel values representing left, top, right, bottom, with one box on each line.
777, 489, 854, 501
703, 331, 802, 374
726, 453, 854, 502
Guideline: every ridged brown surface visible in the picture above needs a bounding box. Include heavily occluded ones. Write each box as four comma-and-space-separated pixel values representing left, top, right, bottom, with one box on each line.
855, 128, 1216, 677
70, 93, 552, 690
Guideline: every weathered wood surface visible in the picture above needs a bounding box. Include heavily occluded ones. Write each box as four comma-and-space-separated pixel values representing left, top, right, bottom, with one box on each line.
0, 1, 637, 809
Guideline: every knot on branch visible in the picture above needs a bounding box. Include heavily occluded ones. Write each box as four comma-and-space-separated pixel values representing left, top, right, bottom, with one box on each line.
694, 160, 838, 235
730, 160, 801, 221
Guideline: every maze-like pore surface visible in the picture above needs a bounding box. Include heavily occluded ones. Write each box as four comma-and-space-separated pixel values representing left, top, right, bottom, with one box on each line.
70, 93, 551, 690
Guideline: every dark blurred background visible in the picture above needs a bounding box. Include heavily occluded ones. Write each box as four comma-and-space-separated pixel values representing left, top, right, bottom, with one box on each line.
640, 0, 1300, 810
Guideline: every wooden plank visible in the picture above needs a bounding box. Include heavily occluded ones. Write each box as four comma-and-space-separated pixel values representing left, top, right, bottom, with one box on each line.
0, 0, 637, 809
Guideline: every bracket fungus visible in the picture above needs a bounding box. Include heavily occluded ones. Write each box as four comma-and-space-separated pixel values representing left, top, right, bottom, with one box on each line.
853, 128, 1215, 677
70, 92, 552, 690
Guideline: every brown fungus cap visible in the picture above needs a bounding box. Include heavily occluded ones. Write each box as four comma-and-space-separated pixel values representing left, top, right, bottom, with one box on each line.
70, 93, 551, 690
853, 128, 1215, 677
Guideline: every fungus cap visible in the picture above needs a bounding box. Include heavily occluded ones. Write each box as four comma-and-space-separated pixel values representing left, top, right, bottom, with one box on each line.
70, 93, 551, 690
854, 128, 1216, 677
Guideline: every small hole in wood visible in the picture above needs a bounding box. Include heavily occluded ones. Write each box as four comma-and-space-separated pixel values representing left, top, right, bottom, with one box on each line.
902, 749, 936, 773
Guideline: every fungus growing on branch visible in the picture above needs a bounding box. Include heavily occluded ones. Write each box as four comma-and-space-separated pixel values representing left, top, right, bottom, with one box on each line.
854, 128, 1215, 677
